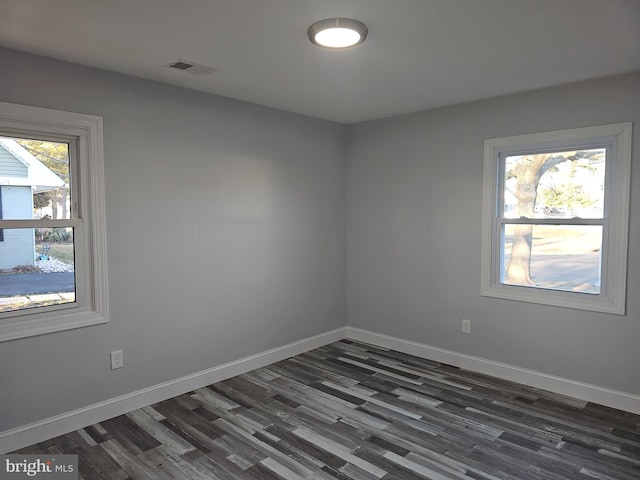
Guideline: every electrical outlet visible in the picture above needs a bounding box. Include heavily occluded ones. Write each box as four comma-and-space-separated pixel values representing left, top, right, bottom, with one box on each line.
110, 350, 124, 370
462, 319, 471, 334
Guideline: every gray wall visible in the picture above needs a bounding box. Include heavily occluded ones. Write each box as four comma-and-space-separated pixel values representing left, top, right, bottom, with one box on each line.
1, 45, 638, 434
0, 47, 347, 431
347, 72, 640, 395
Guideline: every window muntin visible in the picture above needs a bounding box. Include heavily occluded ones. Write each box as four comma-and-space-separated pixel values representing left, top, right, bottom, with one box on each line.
0, 102, 108, 341
481, 123, 631, 314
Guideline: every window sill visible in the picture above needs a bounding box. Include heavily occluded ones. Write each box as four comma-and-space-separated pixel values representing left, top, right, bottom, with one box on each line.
0, 307, 108, 342
481, 283, 624, 315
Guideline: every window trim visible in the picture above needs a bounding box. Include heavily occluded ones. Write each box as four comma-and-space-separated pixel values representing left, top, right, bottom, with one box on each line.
480, 123, 631, 314
0, 187, 4, 241
0, 102, 108, 340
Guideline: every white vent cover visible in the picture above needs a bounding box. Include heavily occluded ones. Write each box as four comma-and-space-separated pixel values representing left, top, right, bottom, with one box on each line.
166, 59, 217, 76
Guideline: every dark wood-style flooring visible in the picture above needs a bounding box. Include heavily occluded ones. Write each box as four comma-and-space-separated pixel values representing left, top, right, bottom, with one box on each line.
14, 340, 640, 479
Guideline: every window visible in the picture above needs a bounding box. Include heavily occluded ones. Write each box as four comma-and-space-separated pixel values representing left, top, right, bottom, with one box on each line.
0, 102, 108, 340
481, 123, 631, 314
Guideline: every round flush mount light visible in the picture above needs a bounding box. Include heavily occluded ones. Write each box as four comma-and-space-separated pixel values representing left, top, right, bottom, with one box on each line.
307, 18, 368, 49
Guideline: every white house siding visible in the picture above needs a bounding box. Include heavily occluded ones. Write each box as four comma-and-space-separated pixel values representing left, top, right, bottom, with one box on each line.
0, 143, 28, 177
0, 185, 35, 269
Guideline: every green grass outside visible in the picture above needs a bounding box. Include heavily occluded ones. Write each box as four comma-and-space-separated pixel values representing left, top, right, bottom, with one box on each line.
37, 242, 74, 264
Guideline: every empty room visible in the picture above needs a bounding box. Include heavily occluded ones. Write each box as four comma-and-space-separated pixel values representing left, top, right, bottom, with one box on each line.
0, 1, 639, 479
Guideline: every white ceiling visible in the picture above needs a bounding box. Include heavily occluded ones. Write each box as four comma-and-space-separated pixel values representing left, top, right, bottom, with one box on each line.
1, 0, 639, 124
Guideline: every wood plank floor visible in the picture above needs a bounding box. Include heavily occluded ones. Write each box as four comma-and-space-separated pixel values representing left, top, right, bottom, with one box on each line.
14, 340, 640, 479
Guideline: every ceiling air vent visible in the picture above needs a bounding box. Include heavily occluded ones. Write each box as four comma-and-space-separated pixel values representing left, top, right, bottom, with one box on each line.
166, 59, 217, 76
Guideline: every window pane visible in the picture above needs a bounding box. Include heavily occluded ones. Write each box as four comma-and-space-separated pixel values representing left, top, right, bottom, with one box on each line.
0, 228, 75, 313
503, 148, 606, 219
502, 224, 602, 294
0, 137, 70, 220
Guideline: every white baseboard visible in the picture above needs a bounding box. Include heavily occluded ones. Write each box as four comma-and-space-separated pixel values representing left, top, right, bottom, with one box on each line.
0, 327, 347, 454
4, 325, 639, 453
345, 327, 640, 415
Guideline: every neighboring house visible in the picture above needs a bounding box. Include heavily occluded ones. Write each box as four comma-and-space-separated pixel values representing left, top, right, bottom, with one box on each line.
0, 138, 65, 270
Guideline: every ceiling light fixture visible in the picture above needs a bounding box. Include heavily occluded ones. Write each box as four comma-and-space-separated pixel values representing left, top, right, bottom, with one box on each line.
307, 18, 368, 49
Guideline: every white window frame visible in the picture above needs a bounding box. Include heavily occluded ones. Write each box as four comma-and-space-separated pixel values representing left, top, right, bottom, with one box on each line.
0, 102, 108, 340
481, 123, 631, 314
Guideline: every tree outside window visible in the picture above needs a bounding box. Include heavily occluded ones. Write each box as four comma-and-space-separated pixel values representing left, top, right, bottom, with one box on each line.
501, 148, 605, 293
